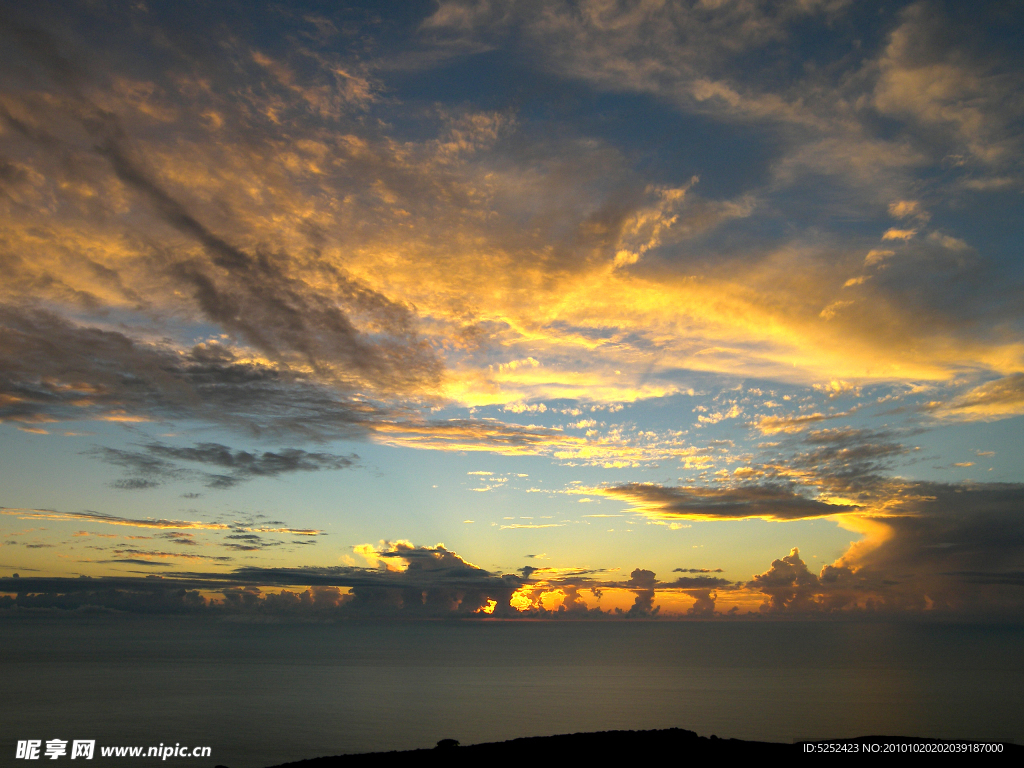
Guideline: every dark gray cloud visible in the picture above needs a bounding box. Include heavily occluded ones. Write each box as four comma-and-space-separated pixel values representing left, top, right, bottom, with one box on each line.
105, 547, 233, 563
596, 466, 1024, 615
148, 442, 356, 476
669, 576, 731, 589
787, 427, 913, 493
0, 575, 213, 613
744, 548, 887, 614
735, 481, 1024, 615
801, 426, 907, 454
0, 546, 677, 618
157, 532, 199, 546
99, 141, 441, 391
0, 307, 383, 441
6, 497, 1024, 617
949, 571, 1024, 587
224, 545, 516, 598
91, 440, 357, 490
619, 568, 659, 617
602, 482, 850, 521
97, 559, 173, 567
89, 446, 183, 487
222, 533, 285, 552
111, 478, 164, 491
0, 306, 572, 455
673, 567, 724, 573
842, 481, 1024, 611
685, 589, 717, 617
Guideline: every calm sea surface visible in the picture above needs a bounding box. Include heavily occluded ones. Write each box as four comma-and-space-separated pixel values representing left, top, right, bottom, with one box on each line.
1, 616, 1022, 766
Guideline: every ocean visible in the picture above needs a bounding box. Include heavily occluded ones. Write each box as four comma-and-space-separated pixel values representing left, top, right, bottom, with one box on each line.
2, 615, 1022, 766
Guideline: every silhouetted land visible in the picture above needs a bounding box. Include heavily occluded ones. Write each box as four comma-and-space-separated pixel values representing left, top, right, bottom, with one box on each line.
264, 729, 1021, 765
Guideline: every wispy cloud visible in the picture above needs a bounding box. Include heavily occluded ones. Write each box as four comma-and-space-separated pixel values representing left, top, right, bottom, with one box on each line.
90, 441, 357, 490
0, 507, 322, 538
922, 374, 1024, 421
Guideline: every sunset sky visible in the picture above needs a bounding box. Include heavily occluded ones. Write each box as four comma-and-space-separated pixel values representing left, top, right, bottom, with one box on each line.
1, 0, 1022, 618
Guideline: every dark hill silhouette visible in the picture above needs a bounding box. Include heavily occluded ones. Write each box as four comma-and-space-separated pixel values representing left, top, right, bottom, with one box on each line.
263, 729, 1020, 766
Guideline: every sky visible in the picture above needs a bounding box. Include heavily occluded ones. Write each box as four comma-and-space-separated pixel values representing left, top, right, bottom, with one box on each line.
1, 0, 1023, 619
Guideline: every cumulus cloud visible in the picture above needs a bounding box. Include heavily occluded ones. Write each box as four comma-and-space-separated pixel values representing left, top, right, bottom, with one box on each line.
0, 539, 737, 618
7, 495, 1024, 617
834, 481, 1024, 611
732, 478, 1024, 616
748, 547, 821, 612
0, 542, 528, 617
619, 568, 659, 616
